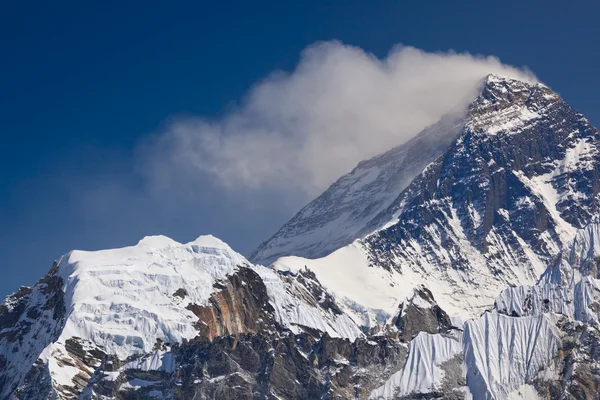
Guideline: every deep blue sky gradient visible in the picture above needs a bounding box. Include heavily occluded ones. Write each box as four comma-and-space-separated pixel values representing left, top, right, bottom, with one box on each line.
2, 0, 600, 296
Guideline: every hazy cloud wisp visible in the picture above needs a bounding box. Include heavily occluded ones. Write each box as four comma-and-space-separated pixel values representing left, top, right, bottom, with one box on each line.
142, 42, 536, 198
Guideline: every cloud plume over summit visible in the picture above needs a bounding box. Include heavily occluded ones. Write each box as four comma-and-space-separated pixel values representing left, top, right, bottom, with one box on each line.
142, 41, 536, 198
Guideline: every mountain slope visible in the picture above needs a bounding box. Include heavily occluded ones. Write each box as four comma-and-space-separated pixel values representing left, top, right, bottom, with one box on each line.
364, 74, 600, 312
0, 236, 360, 398
273, 74, 600, 324
370, 220, 600, 399
250, 115, 464, 265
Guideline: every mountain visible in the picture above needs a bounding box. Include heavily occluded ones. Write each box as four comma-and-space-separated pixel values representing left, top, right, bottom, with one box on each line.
5, 226, 600, 400
274, 74, 600, 324
0, 235, 362, 398
3, 74, 600, 400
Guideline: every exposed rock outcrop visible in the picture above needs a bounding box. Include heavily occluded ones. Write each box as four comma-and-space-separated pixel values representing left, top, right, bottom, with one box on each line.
186, 267, 277, 340
391, 286, 455, 342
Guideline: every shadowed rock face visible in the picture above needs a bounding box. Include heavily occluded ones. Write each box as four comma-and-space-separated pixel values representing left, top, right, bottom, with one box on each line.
0, 262, 67, 397
391, 286, 454, 342
83, 331, 409, 400
0, 263, 65, 343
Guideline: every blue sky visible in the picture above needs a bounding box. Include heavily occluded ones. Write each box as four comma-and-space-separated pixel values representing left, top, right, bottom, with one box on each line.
2, 0, 600, 297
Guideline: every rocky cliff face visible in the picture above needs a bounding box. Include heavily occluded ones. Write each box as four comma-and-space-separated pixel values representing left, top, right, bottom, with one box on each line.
390, 286, 454, 342
185, 267, 277, 341
83, 330, 409, 400
0, 262, 67, 397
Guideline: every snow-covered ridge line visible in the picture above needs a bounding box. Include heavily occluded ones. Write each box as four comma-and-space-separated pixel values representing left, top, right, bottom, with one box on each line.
54, 234, 246, 358
370, 332, 463, 399
0, 233, 362, 398
250, 114, 465, 265
372, 218, 600, 400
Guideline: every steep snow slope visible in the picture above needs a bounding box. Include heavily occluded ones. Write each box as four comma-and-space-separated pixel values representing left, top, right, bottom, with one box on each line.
463, 313, 562, 400
0, 235, 360, 398
495, 220, 600, 323
370, 332, 464, 399
369, 222, 600, 400
274, 241, 494, 325
467, 221, 600, 399
251, 115, 464, 265
369, 312, 564, 400
274, 243, 405, 326
55, 235, 244, 358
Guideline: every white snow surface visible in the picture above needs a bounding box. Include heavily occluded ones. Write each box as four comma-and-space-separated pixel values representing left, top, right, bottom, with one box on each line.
370, 311, 564, 400
124, 349, 176, 373
566, 218, 600, 267
273, 228, 539, 327
252, 265, 362, 340
495, 221, 600, 325
1, 234, 363, 396
55, 234, 246, 359
463, 313, 561, 400
370, 332, 463, 399
485, 221, 600, 398
506, 384, 541, 400
49, 234, 360, 361
274, 243, 408, 326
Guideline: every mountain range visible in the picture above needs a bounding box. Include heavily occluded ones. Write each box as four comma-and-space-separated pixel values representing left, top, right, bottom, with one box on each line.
2, 74, 600, 399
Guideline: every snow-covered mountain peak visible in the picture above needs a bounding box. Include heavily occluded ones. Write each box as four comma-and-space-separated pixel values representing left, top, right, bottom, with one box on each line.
483, 72, 537, 84
5, 74, 600, 399
263, 73, 600, 332
251, 75, 569, 266
1, 236, 249, 396
52, 235, 251, 358
136, 234, 180, 248
466, 74, 559, 136
1, 234, 363, 398
188, 234, 231, 248
135, 233, 233, 251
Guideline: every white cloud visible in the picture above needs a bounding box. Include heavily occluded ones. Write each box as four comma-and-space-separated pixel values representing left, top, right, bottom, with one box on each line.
142, 41, 536, 198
